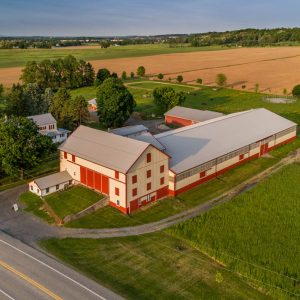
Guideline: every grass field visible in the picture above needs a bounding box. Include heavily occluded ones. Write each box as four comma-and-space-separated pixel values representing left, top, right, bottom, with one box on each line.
45, 186, 104, 219
126, 81, 198, 91
169, 163, 300, 299
70, 80, 300, 123
65, 137, 300, 229
20, 192, 54, 224
0, 44, 225, 69
41, 232, 270, 300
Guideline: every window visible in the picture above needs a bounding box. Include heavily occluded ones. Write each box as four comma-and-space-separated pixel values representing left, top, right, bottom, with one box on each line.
132, 175, 137, 184
147, 153, 151, 163
115, 187, 120, 196
200, 171, 206, 178
72, 155, 75, 162
132, 188, 137, 197
115, 171, 119, 180
64, 152, 67, 159
239, 154, 244, 160
160, 177, 165, 185
56, 184, 59, 190
69, 180, 72, 185
117, 200, 120, 206
30, 185, 33, 191
147, 182, 151, 191
37, 189, 40, 194
160, 165, 164, 173
138, 199, 141, 206
147, 170, 151, 178
46, 187, 49, 194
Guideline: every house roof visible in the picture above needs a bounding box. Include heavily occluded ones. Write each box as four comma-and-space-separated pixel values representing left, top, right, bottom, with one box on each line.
164, 106, 224, 122
131, 132, 166, 151
59, 125, 153, 173
110, 125, 148, 137
156, 109, 296, 174
27, 113, 56, 126
33, 171, 72, 190
88, 98, 97, 106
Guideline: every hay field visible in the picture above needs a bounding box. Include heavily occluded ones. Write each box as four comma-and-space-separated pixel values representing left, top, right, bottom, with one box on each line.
2, 46, 300, 94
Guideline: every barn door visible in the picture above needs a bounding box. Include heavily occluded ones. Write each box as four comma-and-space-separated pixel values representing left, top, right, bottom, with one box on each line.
102, 175, 109, 195
260, 143, 269, 156
87, 169, 94, 188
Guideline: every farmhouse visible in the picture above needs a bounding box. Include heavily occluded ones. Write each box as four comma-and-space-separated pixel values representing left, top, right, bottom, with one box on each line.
164, 106, 224, 126
27, 113, 70, 143
29, 108, 297, 214
88, 98, 97, 111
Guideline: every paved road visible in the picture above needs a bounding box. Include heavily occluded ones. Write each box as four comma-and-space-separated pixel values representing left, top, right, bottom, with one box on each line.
0, 231, 123, 300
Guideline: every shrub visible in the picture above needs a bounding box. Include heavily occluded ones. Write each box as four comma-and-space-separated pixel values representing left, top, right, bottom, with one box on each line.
137, 66, 146, 77
292, 85, 300, 98
216, 73, 227, 87
121, 71, 127, 80
177, 75, 183, 83
157, 73, 164, 80
196, 78, 203, 84
130, 72, 135, 79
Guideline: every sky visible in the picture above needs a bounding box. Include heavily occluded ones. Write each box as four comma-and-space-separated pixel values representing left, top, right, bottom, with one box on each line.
1, 0, 300, 36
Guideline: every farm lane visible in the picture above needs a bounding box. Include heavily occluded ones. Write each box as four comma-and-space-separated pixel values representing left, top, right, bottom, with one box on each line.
0, 149, 299, 246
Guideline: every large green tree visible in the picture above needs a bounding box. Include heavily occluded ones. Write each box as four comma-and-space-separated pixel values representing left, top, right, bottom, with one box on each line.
153, 87, 186, 113
94, 68, 111, 86
0, 116, 55, 179
96, 78, 136, 128
69, 96, 89, 127
292, 85, 300, 98
137, 66, 146, 77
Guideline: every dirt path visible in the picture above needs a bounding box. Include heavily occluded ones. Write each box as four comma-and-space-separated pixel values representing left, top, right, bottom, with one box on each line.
1, 149, 299, 246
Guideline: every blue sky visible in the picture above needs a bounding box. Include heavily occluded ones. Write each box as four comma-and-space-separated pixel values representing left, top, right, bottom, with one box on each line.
1, 0, 300, 36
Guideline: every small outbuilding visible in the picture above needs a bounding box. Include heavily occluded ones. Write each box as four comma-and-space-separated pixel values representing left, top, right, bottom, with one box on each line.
29, 171, 73, 197
88, 98, 97, 111
164, 106, 224, 127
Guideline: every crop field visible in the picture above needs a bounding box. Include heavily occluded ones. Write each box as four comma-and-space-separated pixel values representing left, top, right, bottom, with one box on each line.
169, 163, 300, 299
3, 46, 300, 94
41, 232, 270, 300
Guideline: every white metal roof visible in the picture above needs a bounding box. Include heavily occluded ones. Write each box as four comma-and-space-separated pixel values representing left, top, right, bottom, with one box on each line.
110, 125, 148, 137
164, 106, 224, 122
59, 125, 152, 173
27, 113, 56, 126
156, 109, 296, 174
33, 171, 72, 190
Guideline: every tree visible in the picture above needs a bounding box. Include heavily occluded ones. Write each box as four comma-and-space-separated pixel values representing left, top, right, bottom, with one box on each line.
292, 85, 300, 98
216, 73, 227, 87
121, 71, 127, 80
49, 88, 72, 126
0, 116, 55, 179
96, 78, 136, 128
94, 68, 110, 86
283, 88, 288, 96
177, 75, 183, 83
254, 83, 260, 93
0, 84, 4, 97
69, 96, 89, 127
153, 87, 186, 113
130, 72, 135, 79
157, 73, 164, 80
196, 78, 203, 84
111, 72, 118, 78
137, 66, 146, 77
99, 40, 110, 48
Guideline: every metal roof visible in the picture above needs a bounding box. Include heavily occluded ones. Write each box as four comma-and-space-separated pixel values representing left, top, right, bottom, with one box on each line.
164, 106, 224, 122
110, 125, 148, 137
27, 113, 56, 126
34, 171, 72, 190
131, 132, 166, 151
59, 125, 151, 173
156, 109, 296, 174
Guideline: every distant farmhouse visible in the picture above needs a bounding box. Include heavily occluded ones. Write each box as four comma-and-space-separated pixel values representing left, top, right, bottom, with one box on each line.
88, 98, 97, 111
29, 108, 296, 214
27, 113, 70, 143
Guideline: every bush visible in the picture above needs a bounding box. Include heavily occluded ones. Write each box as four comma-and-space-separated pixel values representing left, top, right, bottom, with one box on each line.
137, 66, 146, 77
216, 73, 227, 87
196, 78, 203, 84
177, 75, 183, 83
292, 84, 300, 98
121, 71, 127, 80
130, 72, 135, 79
157, 73, 164, 80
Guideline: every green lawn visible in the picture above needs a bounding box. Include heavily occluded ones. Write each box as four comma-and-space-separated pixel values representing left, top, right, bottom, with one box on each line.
66, 138, 300, 229
19, 192, 54, 224
169, 163, 300, 299
41, 233, 270, 300
127, 81, 198, 92
0, 153, 59, 192
45, 186, 104, 219
0, 44, 227, 69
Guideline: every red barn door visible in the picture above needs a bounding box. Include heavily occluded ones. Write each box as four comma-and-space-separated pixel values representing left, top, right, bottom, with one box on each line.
102, 175, 109, 195
94, 172, 101, 191
80, 166, 87, 185
87, 169, 94, 188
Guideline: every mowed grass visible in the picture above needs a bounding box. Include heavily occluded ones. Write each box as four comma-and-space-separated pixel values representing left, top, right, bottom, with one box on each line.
0, 44, 226, 68
169, 163, 300, 299
41, 232, 270, 300
127, 81, 197, 92
45, 186, 104, 219
20, 192, 54, 224
65, 137, 300, 229
70, 81, 300, 123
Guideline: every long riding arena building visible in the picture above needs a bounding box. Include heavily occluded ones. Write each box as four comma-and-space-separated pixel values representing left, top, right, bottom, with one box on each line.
56, 108, 296, 214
